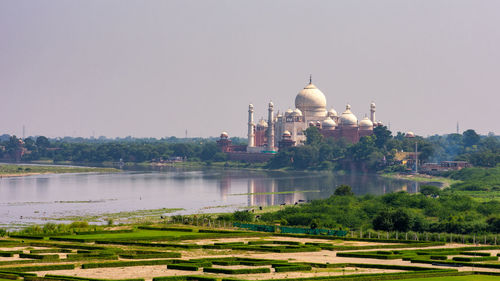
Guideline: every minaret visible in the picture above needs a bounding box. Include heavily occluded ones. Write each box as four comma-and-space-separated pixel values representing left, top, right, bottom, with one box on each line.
247, 104, 255, 148
370, 102, 376, 123
267, 101, 275, 151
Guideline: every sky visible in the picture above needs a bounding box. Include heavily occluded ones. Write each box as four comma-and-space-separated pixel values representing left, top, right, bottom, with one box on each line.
0, 0, 499, 138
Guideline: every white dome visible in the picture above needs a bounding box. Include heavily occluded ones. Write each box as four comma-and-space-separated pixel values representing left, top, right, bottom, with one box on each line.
359, 117, 373, 130
322, 117, 337, 130
295, 83, 327, 115
220, 132, 229, 138
406, 131, 415, 138
291, 108, 303, 116
285, 108, 293, 115
283, 130, 291, 136
339, 104, 358, 127
258, 119, 268, 127
328, 108, 338, 117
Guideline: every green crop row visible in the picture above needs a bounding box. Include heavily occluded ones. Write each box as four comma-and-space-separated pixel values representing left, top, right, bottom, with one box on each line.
81, 259, 175, 269
203, 267, 270, 274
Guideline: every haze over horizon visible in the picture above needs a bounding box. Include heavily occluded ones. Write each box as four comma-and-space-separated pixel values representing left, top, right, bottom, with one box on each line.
1, 1, 498, 139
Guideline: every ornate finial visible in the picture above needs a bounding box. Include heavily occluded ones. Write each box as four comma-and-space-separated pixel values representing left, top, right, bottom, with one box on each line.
309, 74, 312, 84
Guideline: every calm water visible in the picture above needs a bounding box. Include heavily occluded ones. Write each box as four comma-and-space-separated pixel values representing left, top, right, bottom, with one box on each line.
0, 167, 422, 227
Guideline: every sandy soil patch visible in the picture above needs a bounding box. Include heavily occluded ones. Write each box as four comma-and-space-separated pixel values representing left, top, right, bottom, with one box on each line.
35, 265, 402, 281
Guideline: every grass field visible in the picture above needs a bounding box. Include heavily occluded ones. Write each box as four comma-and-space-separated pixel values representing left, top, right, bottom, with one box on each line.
58, 229, 206, 240
401, 275, 500, 281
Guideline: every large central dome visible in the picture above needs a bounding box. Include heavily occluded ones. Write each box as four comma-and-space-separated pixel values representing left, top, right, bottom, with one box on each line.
295, 82, 327, 117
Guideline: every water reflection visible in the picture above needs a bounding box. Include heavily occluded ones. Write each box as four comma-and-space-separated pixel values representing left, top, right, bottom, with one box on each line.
0, 167, 427, 227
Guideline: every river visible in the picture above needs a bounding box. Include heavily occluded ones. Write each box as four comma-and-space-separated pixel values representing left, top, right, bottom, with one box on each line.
0, 166, 423, 228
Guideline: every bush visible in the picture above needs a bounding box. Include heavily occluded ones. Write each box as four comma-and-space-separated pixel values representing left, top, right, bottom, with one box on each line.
233, 211, 253, 222
167, 264, 199, 271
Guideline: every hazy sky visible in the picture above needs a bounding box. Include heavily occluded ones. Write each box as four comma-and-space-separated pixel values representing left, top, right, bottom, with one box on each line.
1, 1, 498, 138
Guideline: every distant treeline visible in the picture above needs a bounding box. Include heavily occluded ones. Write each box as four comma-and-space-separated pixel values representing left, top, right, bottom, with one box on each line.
268, 127, 499, 170
0, 128, 498, 169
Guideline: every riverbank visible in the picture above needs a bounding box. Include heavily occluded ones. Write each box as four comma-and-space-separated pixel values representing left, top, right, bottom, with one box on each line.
0, 164, 120, 178
380, 172, 461, 188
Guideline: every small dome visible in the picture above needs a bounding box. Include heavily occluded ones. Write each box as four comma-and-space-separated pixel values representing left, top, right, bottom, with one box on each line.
370, 102, 376, 110
316, 121, 321, 126
359, 117, 373, 130
406, 131, 415, 138
249, 104, 254, 109
322, 117, 337, 130
220, 132, 229, 138
328, 108, 338, 117
339, 104, 358, 126
268, 101, 274, 108
291, 108, 303, 116
308, 121, 315, 127
283, 130, 291, 137
258, 119, 268, 127
295, 82, 327, 114
285, 108, 293, 115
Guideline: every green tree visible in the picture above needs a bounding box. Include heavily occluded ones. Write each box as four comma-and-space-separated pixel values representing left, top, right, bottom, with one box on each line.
334, 185, 354, 196
420, 185, 440, 197
304, 126, 323, 146
463, 129, 480, 147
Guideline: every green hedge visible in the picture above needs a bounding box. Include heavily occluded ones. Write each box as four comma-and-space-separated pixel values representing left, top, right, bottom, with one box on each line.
203, 267, 270, 274
0, 264, 75, 272
0, 273, 19, 280
153, 276, 218, 281
0, 271, 37, 277
137, 226, 194, 232
95, 240, 201, 249
82, 259, 175, 269
119, 252, 180, 259
273, 265, 312, 272
430, 255, 447, 260
411, 258, 500, 268
30, 249, 72, 254
336, 252, 403, 260
452, 256, 498, 262
8, 235, 45, 240
19, 253, 60, 260
460, 251, 490, 256
27, 275, 143, 281
166, 264, 199, 271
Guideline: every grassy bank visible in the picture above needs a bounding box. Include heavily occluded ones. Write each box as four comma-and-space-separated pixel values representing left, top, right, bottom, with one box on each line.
0, 164, 120, 177
380, 172, 461, 188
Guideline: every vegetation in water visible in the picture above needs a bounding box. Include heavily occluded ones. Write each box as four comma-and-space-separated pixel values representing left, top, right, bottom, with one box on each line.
0, 164, 119, 176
